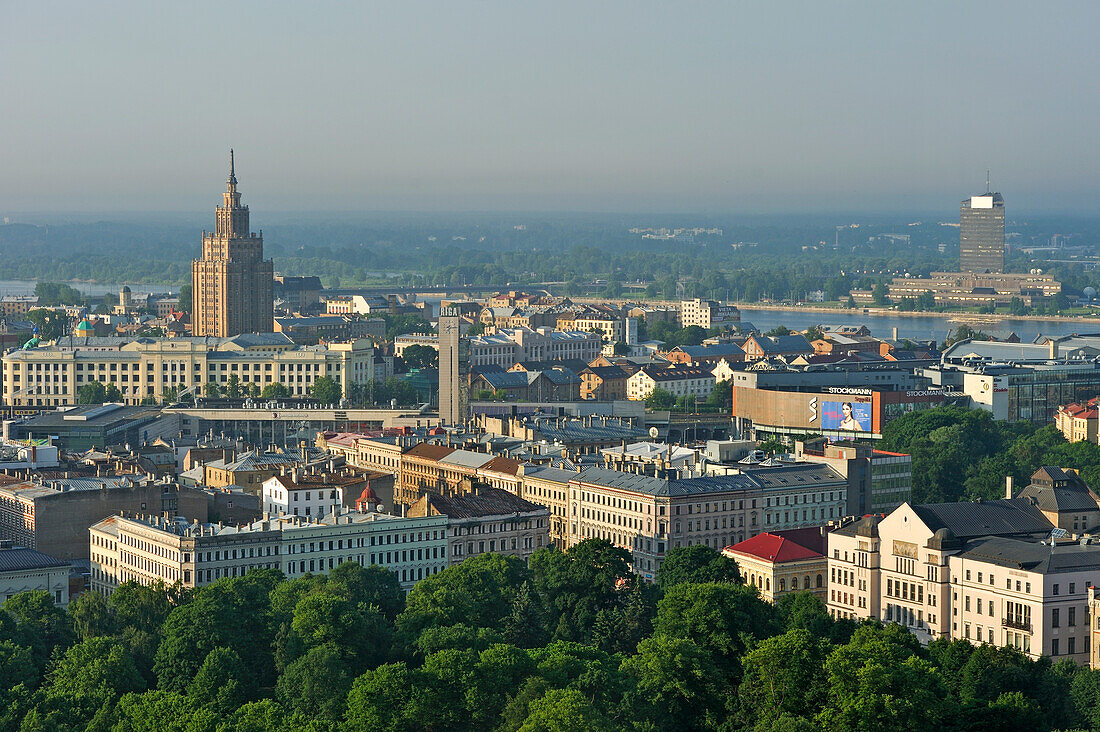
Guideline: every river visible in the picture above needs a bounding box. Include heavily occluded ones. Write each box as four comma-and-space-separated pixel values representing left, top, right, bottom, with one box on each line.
0, 279, 176, 298
735, 307, 1100, 344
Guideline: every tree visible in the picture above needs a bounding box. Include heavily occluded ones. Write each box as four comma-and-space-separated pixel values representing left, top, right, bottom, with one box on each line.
621, 635, 726, 731
612, 341, 630, 356
402, 344, 438, 370
224, 374, 242, 399
345, 662, 417, 731
871, 282, 890, 306
34, 282, 84, 306
738, 628, 830, 727
77, 380, 107, 404
310, 376, 341, 404
503, 581, 548, 648
644, 387, 676, 410
177, 283, 192, 313
804, 325, 824, 342
766, 325, 792, 337
3, 590, 75, 674
276, 643, 351, 722
203, 381, 222, 398
187, 646, 246, 715
327, 561, 405, 621
261, 382, 290, 399
657, 545, 741, 588
105, 382, 123, 402
26, 309, 69, 341
398, 553, 532, 637
654, 582, 776, 675
68, 590, 116, 640
518, 688, 615, 732
529, 540, 635, 644
818, 622, 943, 731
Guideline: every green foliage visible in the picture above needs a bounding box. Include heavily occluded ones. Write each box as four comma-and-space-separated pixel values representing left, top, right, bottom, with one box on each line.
309, 375, 342, 404
644, 387, 676, 409
34, 282, 84, 306
656, 545, 742, 588
26, 309, 69, 341
0, 522, 1094, 730
879, 405, 1100, 503
401, 343, 438, 370
346, 377, 421, 407
261, 382, 291, 399
77, 380, 107, 404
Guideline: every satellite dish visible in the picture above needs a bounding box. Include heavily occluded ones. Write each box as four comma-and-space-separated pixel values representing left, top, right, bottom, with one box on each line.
649, 427, 659, 438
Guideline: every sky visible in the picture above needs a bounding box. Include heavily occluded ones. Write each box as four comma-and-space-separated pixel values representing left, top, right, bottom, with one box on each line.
3, 1, 1099, 214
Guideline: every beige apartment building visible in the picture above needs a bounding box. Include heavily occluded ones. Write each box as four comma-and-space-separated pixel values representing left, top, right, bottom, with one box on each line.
679, 299, 740, 330
3, 334, 374, 407
90, 508, 449, 594
192, 151, 273, 337
826, 468, 1100, 664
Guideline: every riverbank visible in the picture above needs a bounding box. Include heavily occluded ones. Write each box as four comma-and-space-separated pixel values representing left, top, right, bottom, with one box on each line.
734, 302, 1100, 325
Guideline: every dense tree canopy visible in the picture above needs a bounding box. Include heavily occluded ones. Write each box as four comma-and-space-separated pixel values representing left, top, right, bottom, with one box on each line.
0, 539, 1096, 730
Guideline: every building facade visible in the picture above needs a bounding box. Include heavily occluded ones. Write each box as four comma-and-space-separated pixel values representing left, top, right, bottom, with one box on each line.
0, 542, 70, 606
192, 151, 274, 337
960, 191, 1006, 274
3, 334, 374, 407
89, 509, 449, 594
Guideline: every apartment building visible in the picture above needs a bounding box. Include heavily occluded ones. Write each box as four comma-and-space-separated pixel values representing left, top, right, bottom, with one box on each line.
1057, 399, 1099, 443
261, 471, 343, 519
406, 481, 549, 566
397, 443, 521, 506
3, 334, 374, 407
626, 366, 716, 401
89, 508, 449, 594
467, 328, 603, 369
826, 468, 1100, 664
565, 463, 846, 581
679, 299, 740, 330
0, 476, 206, 561
516, 464, 574, 549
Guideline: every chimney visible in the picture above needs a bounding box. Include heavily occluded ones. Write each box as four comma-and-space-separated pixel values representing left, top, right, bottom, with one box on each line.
1049, 339, 1060, 360
1005, 475, 1014, 499
892, 327, 899, 341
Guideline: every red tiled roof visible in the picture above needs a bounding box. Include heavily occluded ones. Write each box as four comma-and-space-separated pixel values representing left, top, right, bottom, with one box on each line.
724, 531, 825, 563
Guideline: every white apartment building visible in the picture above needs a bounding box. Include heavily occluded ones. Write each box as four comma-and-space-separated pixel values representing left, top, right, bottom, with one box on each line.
89, 508, 448, 593
261, 471, 343, 518
3, 334, 374, 407
626, 366, 716, 401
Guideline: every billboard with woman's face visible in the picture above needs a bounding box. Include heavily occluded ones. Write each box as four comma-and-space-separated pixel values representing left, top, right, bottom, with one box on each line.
821, 400, 871, 431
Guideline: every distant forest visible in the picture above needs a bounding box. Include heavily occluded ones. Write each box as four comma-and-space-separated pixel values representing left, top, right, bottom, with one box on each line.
3, 213, 1100, 304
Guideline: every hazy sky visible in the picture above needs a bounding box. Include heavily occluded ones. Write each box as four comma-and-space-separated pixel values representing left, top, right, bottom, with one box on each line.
3, 1, 1099, 214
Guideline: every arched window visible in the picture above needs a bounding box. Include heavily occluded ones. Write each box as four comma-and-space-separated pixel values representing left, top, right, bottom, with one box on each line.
816, 573, 823, 588
791, 576, 799, 590
805, 575, 811, 590
779, 578, 786, 592
765, 578, 771, 592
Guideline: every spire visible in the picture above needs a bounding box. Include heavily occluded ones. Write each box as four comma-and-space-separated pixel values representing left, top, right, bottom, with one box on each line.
228, 149, 237, 186
986, 169, 990, 194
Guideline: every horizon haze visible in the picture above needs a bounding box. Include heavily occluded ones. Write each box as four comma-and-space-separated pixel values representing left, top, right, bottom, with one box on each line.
3, 1, 1099, 215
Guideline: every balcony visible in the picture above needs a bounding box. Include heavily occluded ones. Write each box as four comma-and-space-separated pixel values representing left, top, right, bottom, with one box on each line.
1002, 617, 1032, 633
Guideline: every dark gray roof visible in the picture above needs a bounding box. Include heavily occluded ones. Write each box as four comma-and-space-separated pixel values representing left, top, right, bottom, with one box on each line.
1016, 467, 1099, 513
909, 498, 1053, 540
572, 464, 842, 498
0, 546, 68, 572
419, 486, 546, 519
956, 536, 1100, 574
832, 514, 883, 538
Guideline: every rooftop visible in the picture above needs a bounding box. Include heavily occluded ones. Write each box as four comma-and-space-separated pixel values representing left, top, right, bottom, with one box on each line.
0, 545, 69, 572
725, 529, 825, 563
956, 535, 1100, 574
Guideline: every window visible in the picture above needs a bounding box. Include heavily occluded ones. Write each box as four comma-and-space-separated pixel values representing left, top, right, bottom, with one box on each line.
1053, 608, 1060, 628
1070, 607, 1076, 627
1054, 584, 1060, 596
1052, 638, 1059, 656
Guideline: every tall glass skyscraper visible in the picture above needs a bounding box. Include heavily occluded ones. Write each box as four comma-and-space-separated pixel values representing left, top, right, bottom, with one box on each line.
959, 191, 1005, 273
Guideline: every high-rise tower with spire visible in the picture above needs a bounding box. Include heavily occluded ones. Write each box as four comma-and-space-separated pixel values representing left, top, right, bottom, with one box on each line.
191, 150, 274, 336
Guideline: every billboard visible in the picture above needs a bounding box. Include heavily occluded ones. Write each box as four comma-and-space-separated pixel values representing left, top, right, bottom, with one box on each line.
820, 400, 872, 432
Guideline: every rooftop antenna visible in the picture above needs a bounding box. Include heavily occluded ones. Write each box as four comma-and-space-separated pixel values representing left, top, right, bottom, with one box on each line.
986, 169, 990, 194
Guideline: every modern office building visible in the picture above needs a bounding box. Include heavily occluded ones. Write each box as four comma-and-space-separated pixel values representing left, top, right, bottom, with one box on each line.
959, 191, 1005, 274
192, 150, 274, 337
